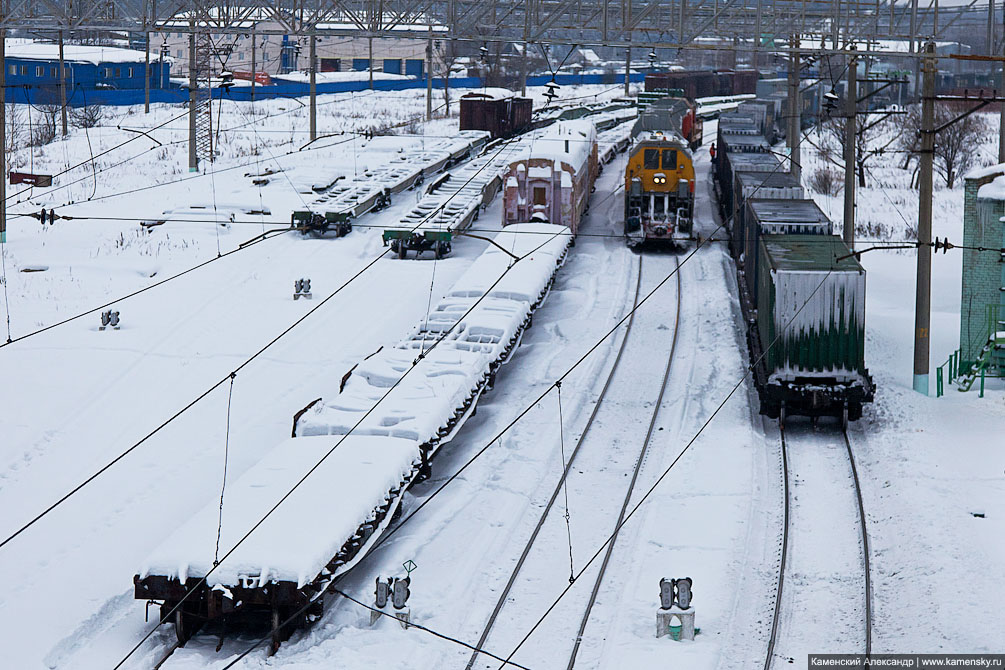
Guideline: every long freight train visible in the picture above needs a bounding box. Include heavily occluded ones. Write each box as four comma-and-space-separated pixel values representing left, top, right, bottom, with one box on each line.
714, 107, 875, 424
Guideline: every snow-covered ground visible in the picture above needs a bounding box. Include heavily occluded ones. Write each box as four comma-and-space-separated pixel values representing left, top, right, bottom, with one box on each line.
1, 82, 1002, 670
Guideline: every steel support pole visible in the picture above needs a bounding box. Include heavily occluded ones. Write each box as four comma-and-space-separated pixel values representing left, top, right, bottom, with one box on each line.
788, 37, 801, 182
189, 28, 197, 172
843, 48, 856, 248
309, 35, 317, 142
913, 42, 936, 395
426, 29, 433, 121
58, 31, 67, 137
369, 37, 374, 90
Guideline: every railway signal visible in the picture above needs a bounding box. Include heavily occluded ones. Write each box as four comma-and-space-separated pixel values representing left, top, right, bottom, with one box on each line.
375, 576, 391, 608
392, 576, 410, 609
675, 577, 693, 609
100, 310, 121, 331
656, 577, 696, 640
293, 278, 312, 300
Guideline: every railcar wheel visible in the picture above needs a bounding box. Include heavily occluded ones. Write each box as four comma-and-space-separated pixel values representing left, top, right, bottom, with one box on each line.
175, 609, 191, 646
398, 240, 408, 260
434, 241, 444, 259
779, 402, 787, 427
270, 608, 281, 656
842, 404, 850, 431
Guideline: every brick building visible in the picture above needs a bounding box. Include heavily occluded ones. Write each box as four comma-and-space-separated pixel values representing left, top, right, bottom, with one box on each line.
959, 164, 1005, 371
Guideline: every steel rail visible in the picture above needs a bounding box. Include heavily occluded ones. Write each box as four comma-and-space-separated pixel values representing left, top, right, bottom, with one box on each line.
766, 425, 872, 670
564, 254, 682, 670
765, 425, 793, 670
462, 252, 646, 670
843, 430, 873, 657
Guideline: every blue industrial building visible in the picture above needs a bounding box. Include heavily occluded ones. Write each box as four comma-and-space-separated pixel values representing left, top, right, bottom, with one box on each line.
3, 40, 171, 97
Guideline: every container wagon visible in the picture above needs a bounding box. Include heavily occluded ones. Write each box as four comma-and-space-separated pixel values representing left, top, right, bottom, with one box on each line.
749, 234, 874, 424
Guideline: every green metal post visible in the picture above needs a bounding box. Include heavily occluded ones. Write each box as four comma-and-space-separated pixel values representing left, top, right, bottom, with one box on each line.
980, 367, 985, 397
936, 368, 943, 397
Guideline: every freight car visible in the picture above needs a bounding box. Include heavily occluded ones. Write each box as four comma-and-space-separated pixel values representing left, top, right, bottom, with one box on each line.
623, 107, 696, 247
502, 119, 599, 234
460, 90, 533, 139
713, 114, 874, 423
644, 69, 759, 100
134, 223, 574, 651
749, 235, 874, 425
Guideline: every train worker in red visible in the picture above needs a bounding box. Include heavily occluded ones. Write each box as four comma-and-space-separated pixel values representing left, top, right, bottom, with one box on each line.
709, 142, 717, 164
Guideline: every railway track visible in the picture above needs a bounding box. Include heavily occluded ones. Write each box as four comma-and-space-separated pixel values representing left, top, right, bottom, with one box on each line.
465, 253, 682, 670
765, 424, 872, 670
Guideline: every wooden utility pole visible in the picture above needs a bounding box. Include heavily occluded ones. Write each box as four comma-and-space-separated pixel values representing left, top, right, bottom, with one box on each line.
58, 31, 67, 137
843, 47, 856, 248
787, 36, 801, 182
188, 26, 198, 172
913, 42, 936, 395
309, 34, 317, 142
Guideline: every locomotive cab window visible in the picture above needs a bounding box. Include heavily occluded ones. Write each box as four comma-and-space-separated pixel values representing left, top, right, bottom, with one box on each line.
661, 149, 678, 170
643, 149, 660, 170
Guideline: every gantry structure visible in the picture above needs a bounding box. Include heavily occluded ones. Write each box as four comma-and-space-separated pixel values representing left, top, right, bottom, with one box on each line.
0, 0, 999, 60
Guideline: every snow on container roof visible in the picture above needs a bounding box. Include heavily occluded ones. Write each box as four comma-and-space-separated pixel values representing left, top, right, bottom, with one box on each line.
748, 198, 830, 225
761, 234, 863, 273
736, 171, 802, 190
138, 434, 418, 588
727, 153, 783, 172
4, 39, 170, 64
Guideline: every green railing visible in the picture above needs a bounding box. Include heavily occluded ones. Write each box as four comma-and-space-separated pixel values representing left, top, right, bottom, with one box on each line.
936, 348, 962, 397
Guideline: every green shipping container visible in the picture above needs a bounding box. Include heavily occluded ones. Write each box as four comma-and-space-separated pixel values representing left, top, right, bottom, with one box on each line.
756, 234, 867, 383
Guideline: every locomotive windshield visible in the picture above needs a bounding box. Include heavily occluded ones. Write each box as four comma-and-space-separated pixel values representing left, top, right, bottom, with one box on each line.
661, 149, 678, 169
643, 149, 660, 169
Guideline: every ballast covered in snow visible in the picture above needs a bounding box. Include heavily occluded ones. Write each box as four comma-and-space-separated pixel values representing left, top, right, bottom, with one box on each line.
133, 223, 573, 650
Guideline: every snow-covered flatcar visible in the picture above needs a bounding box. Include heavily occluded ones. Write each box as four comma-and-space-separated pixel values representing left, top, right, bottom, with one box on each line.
502, 120, 599, 234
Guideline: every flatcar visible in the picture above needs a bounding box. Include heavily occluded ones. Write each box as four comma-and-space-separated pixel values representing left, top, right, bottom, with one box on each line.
502, 119, 599, 234
623, 107, 696, 247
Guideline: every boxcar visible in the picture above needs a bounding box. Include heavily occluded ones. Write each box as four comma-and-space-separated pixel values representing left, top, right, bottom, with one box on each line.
751, 234, 874, 423
460, 91, 533, 139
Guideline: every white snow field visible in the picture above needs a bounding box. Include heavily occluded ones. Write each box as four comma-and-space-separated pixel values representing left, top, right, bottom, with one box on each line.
0, 83, 1001, 670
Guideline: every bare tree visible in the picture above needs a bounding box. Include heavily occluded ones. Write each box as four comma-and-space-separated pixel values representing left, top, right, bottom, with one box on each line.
823, 110, 898, 188
896, 103, 990, 188
70, 104, 104, 129
933, 103, 989, 188
5, 103, 25, 172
